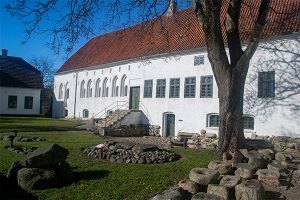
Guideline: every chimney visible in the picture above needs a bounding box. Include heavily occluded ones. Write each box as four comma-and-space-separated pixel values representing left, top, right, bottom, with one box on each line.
2, 49, 8, 57
167, 0, 177, 17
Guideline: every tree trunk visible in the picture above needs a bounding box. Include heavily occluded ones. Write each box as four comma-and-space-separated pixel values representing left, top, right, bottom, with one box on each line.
217, 68, 246, 153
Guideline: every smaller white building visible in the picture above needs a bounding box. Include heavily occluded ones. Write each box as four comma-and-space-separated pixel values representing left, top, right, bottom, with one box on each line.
0, 49, 42, 115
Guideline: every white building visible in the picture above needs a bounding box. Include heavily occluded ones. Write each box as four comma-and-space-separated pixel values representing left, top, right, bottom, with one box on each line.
53, 4, 300, 137
0, 49, 42, 115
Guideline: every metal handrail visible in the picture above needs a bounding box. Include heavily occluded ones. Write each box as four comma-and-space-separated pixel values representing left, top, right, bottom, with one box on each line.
92, 101, 127, 119
139, 100, 153, 124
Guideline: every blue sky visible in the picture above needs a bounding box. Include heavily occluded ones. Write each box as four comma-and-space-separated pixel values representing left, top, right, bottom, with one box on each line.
0, 0, 85, 70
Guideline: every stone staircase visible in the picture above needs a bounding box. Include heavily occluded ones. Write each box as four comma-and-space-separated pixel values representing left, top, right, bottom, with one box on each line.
94, 109, 132, 130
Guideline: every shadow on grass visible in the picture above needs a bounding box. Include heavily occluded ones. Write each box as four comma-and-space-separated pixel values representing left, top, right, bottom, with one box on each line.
73, 170, 110, 182
0, 175, 38, 200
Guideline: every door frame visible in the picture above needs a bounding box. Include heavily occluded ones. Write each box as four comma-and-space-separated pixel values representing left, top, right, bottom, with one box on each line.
129, 86, 140, 110
162, 112, 175, 137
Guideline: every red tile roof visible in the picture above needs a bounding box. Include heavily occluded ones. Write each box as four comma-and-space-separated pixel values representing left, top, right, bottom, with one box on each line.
58, 0, 300, 73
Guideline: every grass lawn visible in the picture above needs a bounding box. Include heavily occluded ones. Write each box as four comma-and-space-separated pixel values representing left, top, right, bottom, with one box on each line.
0, 115, 83, 132
0, 116, 220, 200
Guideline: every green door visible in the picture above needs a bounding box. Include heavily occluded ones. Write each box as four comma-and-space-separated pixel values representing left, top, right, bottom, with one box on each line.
129, 87, 140, 110
166, 114, 175, 137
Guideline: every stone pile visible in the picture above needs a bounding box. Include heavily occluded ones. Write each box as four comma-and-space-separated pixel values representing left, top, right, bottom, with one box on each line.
2, 135, 46, 142
151, 136, 300, 200
83, 141, 180, 164
5, 143, 73, 191
172, 130, 218, 149
148, 125, 161, 137
5, 146, 38, 155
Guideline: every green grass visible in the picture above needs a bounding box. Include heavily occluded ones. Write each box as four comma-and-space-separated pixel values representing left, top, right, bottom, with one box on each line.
0, 116, 220, 200
0, 116, 83, 132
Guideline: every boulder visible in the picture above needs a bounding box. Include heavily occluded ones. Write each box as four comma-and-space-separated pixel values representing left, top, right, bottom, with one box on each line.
192, 192, 221, 200
248, 157, 266, 170
205, 133, 217, 139
231, 151, 244, 163
223, 152, 232, 162
19, 144, 69, 167
235, 179, 264, 200
189, 168, 219, 186
219, 175, 241, 188
191, 134, 199, 141
150, 187, 191, 200
17, 168, 58, 190
178, 179, 199, 194
6, 161, 22, 182
275, 152, 286, 161
267, 162, 287, 173
207, 184, 229, 200
258, 149, 274, 161
234, 164, 254, 179
256, 169, 280, 187
200, 129, 206, 135
208, 160, 232, 175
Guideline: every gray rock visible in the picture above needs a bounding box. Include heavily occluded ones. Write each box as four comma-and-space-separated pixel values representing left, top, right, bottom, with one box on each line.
178, 179, 199, 194
219, 175, 241, 188
205, 133, 217, 139
208, 160, 232, 175
267, 162, 287, 173
235, 179, 264, 200
192, 192, 221, 200
189, 168, 219, 186
275, 152, 286, 161
258, 149, 274, 161
6, 161, 22, 182
150, 187, 191, 200
248, 157, 266, 170
17, 168, 58, 190
234, 164, 254, 179
19, 143, 69, 167
207, 184, 229, 200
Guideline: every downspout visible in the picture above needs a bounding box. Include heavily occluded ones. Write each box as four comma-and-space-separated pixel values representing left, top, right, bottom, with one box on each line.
73, 72, 78, 118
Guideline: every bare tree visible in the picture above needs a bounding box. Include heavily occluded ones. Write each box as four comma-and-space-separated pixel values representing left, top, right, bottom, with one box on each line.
6, 0, 299, 152
31, 56, 56, 88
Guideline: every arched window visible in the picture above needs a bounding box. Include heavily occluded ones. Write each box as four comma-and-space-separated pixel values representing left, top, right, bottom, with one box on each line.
83, 109, 89, 118
86, 79, 92, 98
95, 78, 101, 97
80, 80, 85, 98
111, 76, 118, 97
102, 78, 108, 97
120, 75, 128, 97
64, 82, 69, 99
58, 83, 64, 99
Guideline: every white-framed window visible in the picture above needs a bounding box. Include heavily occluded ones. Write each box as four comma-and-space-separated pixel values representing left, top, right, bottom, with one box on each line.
194, 55, 204, 66
144, 79, 153, 98
8, 95, 17, 109
207, 113, 255, 130
83, 109, 89, 118
86, 79, 92, 98
169, 78, 180, 98
184, 77, 196, 98
24, 96, 33, 109
58, 83, 64, 99
80, 80, 86, 98
156, 79, 166, 98
200, 76, 213, 98
258, 71, 275, 98
95, 78, 101, 98
207, 113, 219, 127
111, 76, 118, 97
244, 116, 254, 130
